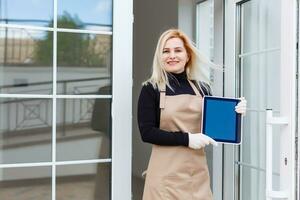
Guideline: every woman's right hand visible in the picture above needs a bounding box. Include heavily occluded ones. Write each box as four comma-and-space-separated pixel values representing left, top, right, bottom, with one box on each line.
188, 133, 218, 149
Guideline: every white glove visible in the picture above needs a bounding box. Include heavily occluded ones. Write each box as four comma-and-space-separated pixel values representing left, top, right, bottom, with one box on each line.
235, 97, 247, 116
188, 133, 218, 149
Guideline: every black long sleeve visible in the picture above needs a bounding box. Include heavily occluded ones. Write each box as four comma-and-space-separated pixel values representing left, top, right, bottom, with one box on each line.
138, 83, 189, 146
137, 72, 211, 146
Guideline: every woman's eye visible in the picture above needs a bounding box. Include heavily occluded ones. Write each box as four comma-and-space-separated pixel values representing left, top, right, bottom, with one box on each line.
163, 50, 169, 53
175, 49, 182, 53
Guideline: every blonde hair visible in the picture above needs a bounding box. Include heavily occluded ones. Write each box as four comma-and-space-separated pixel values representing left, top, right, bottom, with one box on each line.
144, 28, 219, 91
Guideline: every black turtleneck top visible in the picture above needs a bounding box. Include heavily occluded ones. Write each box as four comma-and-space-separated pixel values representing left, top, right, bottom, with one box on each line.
137, 71, 211, 146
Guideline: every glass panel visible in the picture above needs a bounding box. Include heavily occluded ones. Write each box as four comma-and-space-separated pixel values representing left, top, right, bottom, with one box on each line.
0, 98, 52, 164
242, 1, 281, 54
239, 0, 281, 198
0, 28, 53, 94
240, 164, 281, 200
196, 0, 214, 60
56, 163, 111, 200
240, 165, 265, 200
56, 98, 111, 161
57, 32, 111, 95
0, 166, 51, 200
0, 0, 53, 27
58, 0, 112, 31
196, 0, 214, 81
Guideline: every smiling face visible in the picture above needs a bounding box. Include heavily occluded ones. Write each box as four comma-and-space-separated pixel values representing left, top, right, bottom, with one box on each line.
162, 37, 189, 74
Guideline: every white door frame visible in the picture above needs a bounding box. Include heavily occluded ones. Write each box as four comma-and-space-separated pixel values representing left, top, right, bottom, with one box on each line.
279, 0, 297, 199
223, 0, 297, 199
112, 0, 133, 199
0, 0, 133, 199
298, 0, 300, 198
223, 0, 238, 199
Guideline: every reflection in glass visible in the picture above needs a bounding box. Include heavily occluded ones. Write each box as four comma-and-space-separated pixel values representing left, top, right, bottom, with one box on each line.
196, 0, 214, 60
58, 0, 112, 31
56, 163, 111, 200
56, 98, 111, 161
242, 1, 280, 54
0, 98, 52, 164
0, 0, 53, 27
240, 165, 265, 200
196, 0, 214, 87
241, 111, 265, 164
0, 28, 53, 94
57, 33, 111, 95
0, 166, 51, 200
239, 0, 281, 199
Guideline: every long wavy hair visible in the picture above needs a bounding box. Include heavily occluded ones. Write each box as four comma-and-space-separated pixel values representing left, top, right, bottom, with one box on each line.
144, 28, 219, 91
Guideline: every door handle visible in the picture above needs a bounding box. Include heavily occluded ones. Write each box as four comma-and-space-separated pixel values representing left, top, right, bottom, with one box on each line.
265, 109, 289, 199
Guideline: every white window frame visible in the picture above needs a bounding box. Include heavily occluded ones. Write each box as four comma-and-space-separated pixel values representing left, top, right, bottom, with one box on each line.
0, 0, 133, 199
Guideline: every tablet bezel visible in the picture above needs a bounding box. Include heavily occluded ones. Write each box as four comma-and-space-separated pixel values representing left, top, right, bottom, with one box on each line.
201, 96, 242, 144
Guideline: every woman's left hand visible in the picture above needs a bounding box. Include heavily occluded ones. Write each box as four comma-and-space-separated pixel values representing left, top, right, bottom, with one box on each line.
235, 97, 247, 116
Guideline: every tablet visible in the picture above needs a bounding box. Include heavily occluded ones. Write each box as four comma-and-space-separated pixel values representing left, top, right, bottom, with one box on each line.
201, 96, 242, 144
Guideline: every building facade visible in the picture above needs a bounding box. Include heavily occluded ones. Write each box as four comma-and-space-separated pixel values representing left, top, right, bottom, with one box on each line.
0, 0, 298, 199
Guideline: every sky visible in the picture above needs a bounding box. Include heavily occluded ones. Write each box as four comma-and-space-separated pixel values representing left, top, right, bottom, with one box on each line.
0, 0, 112, 26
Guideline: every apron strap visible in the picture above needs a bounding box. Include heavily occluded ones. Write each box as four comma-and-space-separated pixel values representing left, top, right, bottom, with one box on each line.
159, 84, 166, 109
188, 80, 202, 97
160, 80, 201, 109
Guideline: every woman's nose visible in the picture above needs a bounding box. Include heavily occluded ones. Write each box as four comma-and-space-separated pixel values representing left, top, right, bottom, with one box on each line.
169, 51, 176, 59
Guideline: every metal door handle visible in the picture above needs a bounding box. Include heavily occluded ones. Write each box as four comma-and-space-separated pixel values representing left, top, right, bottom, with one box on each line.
266, 109, 288, 199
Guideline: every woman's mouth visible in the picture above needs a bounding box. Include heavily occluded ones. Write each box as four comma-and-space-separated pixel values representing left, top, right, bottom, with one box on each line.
167, 61, 179, 65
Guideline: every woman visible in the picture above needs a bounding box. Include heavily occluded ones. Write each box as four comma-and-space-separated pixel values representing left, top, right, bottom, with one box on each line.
137, 29, 246, 199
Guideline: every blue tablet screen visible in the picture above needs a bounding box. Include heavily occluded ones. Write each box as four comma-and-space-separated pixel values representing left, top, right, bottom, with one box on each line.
202, 97, 241, 143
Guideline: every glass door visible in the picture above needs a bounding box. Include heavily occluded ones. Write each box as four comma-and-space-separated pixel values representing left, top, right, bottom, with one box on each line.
0, 0, 133, 199
233, 0, 297, 199
196, 1, 224, 199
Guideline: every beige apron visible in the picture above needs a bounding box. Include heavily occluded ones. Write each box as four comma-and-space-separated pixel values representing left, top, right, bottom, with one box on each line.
143, 80, 213, 200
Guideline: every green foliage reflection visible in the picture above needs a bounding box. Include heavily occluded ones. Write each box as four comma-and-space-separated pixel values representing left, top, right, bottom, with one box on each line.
35, 12, 110, 68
